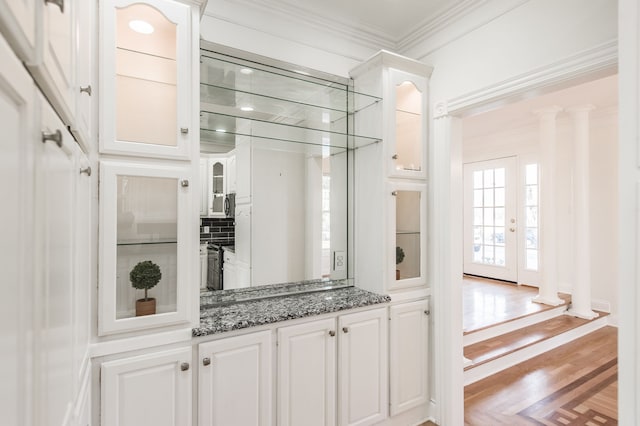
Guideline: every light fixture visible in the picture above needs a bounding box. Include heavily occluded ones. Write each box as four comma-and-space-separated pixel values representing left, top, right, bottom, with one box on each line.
129, 20, 154, 34
240, 106, 254, 112
240, 68, 253, 75
293, 69, 310, 76
215, 128, 226, 133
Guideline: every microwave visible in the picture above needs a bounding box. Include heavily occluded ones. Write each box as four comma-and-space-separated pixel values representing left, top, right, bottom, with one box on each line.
224, 193, 236, 218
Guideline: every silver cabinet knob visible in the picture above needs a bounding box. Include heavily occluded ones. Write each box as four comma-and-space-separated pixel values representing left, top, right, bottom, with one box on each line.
42, 130, 63, 148
79, 166, 91, 176
181, 179, 189, 187
180, 362, 190, 371
509, 227, 516, 232
80, 85, 92, 96
392, 154, 399, 160
44, 0, 64, 13
328, 330, 336, 337
202, 357, 211, 366
391, 191, 398, 196
424, 310, 430, 316
342, 327, 349, 333
180, 127, 189, 134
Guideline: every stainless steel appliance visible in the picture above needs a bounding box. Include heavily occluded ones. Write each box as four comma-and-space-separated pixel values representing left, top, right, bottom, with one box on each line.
207, 244, 222, 290
224, 192, 236, 218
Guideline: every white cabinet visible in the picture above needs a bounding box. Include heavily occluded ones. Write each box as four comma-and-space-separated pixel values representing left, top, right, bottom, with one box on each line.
101, 347, 192, 426
0, 0, 36, 62
277, 308, 388, 426
198, 331, 273, 426
99, 0, 194, 159
389, 299, 430, 416
337, 309, 388, 426
0, 32, 36, 426
201, 153, 235, 217
278, 317, 336, 426
98, 160, 194, 335
351, 52, 432, 295
226, 152, 237, 193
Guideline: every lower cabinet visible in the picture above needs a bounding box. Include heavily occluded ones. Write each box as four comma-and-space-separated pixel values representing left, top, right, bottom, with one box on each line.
389, 299, 430, 416
277, 308, 388, 426
198, 330, 272, 426
101, 347, 192, 426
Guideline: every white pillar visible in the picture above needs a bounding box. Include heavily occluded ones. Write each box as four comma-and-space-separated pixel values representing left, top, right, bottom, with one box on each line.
532, 106, 565, 306
566, 105, 598, 319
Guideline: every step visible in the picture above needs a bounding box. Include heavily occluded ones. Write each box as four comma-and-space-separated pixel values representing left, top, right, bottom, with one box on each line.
463, 311, 609, 386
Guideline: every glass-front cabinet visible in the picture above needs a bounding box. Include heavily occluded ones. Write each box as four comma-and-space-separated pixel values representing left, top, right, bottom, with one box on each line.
99, 0, 192, 159
389, 183, 427, 290
99, 161, 193, 335
387, 68, 428, 180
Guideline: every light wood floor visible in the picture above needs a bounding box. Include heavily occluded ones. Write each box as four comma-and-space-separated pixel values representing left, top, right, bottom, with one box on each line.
465, 326, 618, 425
463, 275, 570, 333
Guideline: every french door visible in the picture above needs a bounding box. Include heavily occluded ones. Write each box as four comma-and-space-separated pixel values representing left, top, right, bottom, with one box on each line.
463, 157, 517, 282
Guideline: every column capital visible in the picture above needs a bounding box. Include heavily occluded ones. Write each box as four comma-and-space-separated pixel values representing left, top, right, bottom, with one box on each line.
433, 100, 449, 119
566, 104, 596, 114
532, 105, 563, 118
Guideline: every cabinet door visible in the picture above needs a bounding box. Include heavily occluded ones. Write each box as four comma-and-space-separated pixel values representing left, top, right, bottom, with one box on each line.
37, 95, 77, 426
208, 157, 226, 216
338, 308, 388, 426
98, 160, 194, 335
99, 0, 192, 159
389, 300, 430, 415
0, 0, 36, 62
28, 0, 75, 124
278, 318, 336, 426
199, 158, 208, 216
226, 153, 237, 193
389, 182, 427, 290
0, 33, 36, 426
199, 331, 272, 426
386, 68, 427, 180
69, 0, 94, 151
101, 347, 192, 426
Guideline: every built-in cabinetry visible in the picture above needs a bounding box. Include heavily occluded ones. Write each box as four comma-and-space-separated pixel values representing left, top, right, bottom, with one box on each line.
351, 51, 432, 296
101, 347, 193, 426
198, 331, 272, 425
0, 0, 94, 421
98, 0, 202, 336
350, 51, 433, 421
277, 308, 388, 426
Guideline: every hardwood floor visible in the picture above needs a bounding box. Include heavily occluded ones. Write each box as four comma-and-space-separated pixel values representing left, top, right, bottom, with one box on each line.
465, 326, 618, 425
463, 275, 570, 333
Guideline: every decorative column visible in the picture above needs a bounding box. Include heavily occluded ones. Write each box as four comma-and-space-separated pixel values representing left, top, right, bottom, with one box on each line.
566, 105, 598, 319
532, 106, 565, 306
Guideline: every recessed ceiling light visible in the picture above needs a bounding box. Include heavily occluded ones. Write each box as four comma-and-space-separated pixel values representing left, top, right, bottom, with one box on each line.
129, 20, 154, 34
215, 128, 226, 133
293, 69, 310, 76
240, 106, 254, 112
240, 68, 253, 75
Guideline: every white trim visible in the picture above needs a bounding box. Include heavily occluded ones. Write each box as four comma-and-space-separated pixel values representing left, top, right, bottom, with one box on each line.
463, 315, 609, 385
90, 328, 193, 358
446, 40, 618, 116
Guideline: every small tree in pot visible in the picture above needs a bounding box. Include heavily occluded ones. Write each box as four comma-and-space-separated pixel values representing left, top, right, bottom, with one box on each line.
130, 260, 162, 316
396, 246, 405, 280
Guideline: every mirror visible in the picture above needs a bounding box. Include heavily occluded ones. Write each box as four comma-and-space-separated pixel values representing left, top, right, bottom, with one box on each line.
198, 45, 356, 291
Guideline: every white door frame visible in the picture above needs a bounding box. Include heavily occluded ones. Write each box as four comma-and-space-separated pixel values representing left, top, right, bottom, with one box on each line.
429, 44, 617, 425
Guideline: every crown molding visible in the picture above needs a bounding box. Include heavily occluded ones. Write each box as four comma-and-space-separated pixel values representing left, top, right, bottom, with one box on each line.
446, 39, 618, 116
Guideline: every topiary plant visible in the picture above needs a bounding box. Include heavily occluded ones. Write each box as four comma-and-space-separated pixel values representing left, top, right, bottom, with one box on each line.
396, 246, 405, 265
130, 260, 162, 301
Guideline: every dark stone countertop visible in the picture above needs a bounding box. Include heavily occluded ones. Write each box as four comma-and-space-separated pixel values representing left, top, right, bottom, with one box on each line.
192, 286, 390, 337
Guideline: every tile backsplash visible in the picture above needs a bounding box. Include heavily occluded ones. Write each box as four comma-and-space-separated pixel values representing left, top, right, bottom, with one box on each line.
200, 217, 235, 244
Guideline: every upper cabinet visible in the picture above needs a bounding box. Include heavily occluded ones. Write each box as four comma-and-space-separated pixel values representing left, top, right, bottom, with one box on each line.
350, 51, 432, 296
388, 69, 428, 179
99, 0, 193, 159
0, 0, 96, 151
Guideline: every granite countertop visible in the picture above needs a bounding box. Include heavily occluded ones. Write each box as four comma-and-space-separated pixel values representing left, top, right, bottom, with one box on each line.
193, 286, 390, 337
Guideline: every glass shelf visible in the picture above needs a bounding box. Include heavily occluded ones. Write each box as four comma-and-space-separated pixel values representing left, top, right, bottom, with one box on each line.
117, 240, 178, 246
200, 52, 381, 114
200, 111, 380, 152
